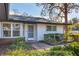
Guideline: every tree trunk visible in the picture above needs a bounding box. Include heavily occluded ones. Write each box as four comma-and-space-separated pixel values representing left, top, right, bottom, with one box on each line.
64, 3, 68, 41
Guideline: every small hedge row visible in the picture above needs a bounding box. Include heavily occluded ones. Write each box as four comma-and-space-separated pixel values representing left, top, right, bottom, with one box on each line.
44, 34, 64, 44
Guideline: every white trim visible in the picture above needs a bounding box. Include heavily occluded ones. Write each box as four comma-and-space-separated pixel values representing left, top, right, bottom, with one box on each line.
11, 23, 13, 38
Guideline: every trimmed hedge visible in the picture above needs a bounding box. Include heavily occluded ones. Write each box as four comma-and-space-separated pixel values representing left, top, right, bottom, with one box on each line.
44, 33, 64, 44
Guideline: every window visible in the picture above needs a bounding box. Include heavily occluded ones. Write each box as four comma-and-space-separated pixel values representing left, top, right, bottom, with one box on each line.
13, 24, 20, 36
47, 25, 57, 31
2, 23, 20, 37
3, 23, 11, 37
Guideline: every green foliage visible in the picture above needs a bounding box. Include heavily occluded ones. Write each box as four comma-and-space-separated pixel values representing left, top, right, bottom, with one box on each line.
5, 37, 79, 56
64, 23, 79, 42
44, 34, 64, 44
6, 42, 79, 56
49, 46, 73, 56
9, 37, 32, 50
6, 48, 27, 56
27, 50, 49, 56
69, 42, 79, 55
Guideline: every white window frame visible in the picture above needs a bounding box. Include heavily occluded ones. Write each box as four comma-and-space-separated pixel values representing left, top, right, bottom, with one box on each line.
46, 25, 57, 31
2, 22, 21, 38
2, 22, 11, 38
13, 23, 20, 37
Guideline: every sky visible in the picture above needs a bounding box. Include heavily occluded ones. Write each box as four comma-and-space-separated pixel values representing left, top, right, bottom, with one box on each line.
9, 3, 42, 17
10, 3, 79, 20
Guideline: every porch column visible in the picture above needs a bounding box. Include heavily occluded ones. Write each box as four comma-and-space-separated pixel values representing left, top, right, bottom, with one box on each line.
20, 23, 23, 37
11, 23, 13, 38
0, 22, 2, 38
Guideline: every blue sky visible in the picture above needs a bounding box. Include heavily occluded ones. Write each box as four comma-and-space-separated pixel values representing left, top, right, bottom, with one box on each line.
10, 3, 42, 17
10, 3, 79, 19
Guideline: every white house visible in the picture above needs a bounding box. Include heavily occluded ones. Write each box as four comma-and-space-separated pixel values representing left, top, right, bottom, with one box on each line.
0, 15, 71, 42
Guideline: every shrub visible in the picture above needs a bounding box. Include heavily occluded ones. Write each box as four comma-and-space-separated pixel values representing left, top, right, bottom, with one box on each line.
69, 42, 79, 55
6, 48, 27, 56
27, 49, 50, 56
9, 37, 32, 50
44, 34, 64, 44
49, 46, 73, 56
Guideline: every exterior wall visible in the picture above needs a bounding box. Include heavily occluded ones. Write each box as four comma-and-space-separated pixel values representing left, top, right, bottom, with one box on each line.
37, 24, 64, 41
37, 24, 46, 41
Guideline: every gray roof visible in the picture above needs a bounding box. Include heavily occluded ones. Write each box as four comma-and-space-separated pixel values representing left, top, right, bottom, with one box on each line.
7, 15, 72, 25
9, 15, 49, 23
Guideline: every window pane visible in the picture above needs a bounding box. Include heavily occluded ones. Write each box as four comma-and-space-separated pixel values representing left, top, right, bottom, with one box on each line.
3, 23, 11, 30
28, 25, 34, 32
47, 26, 51, 31
3, 23, 11, 37
3, 30, 11, 37
13, 31, 20, 36
13, 24, 20, 30
13, 24, 20, 36
52, 26, 56, 31
28, 33, 33, 38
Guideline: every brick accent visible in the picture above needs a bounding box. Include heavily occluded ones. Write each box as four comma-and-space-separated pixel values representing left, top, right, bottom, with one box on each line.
0, 38, 16, 45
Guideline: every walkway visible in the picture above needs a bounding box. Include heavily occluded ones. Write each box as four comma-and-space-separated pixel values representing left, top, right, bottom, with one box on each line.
29, 42, 52, 49
29, 42, 70, 49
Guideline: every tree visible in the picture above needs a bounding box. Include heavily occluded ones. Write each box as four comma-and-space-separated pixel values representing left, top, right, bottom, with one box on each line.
72, 18, 78, 23
37, 3, 79, 41
22, 12, 28, 16
13, 9, 20, 15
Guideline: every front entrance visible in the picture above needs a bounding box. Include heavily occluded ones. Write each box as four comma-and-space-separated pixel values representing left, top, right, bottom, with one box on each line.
27, 24, 35, 40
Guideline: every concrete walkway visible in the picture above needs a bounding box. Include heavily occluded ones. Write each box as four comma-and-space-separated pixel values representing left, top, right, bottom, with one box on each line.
29, 42, 52, 49
29, 42, 70, 49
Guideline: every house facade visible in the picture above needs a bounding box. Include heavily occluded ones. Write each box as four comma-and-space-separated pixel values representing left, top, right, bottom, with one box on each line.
0, 15, 71, 42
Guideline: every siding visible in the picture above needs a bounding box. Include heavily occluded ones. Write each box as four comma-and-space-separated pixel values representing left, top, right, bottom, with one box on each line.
37, 24, 46, 41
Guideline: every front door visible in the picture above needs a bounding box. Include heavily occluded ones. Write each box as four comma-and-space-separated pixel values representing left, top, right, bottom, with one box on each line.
28, 24, 34, 40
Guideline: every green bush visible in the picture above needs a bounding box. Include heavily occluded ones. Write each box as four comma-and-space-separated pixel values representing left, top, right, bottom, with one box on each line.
49, 46, 73, 56
27, 49, 50, 56
9, 37, 32, 50
6, 45, 75, 56
69, 42, 79, 55
6, 48, 50, 56
49, 50, 73, 56
44, 34, 64, 44
6, 48, 27, 56
63, 42, 79, 56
